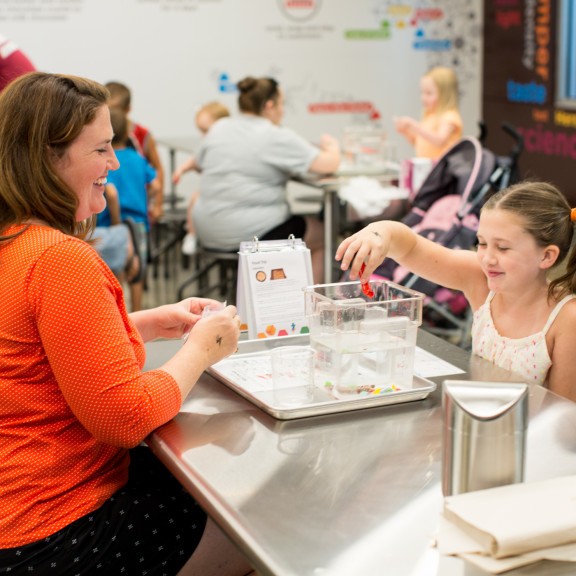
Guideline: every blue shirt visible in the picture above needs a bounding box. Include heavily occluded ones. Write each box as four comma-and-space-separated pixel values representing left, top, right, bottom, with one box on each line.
97, 147, 156, 230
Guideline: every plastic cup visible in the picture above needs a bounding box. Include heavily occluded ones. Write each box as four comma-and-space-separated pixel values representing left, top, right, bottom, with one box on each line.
271, 346, 315, 407
182, 300, 227, 343
202, 300, 227, 318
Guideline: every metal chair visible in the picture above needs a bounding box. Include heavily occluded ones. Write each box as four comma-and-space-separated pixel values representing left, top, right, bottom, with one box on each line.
177, 244, 239, 304
149, 208, 187, 281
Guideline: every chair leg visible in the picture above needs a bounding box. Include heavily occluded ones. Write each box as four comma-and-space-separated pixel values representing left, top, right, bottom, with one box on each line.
226, 261, 238, 305
177, 259, 220, 300
219, 261, 228, 298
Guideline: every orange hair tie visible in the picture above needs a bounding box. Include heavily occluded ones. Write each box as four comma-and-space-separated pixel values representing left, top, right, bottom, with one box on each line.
571, 208, 576, 222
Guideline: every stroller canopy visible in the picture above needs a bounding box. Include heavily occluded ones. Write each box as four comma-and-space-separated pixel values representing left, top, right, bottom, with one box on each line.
404, 137, 496, 229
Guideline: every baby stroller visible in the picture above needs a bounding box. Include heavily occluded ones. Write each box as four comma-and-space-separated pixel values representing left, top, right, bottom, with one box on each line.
371, 123, 524, 347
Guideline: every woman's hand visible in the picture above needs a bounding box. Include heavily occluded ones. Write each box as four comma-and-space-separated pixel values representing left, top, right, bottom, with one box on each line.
310, 133, 342, 174
183, 305, 240, 367
158, 304, 241, 401
320, 133, 341, 153
131, 298, 226, 342
335, 222, 391, 281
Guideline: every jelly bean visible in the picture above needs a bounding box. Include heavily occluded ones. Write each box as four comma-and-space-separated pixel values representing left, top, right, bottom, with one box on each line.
359, 263, 374, 298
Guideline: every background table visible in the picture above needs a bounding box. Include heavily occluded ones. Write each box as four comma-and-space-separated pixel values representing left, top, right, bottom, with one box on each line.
156, 136, 200, 210
144, 331, 576, 576
294, 164, 400, 283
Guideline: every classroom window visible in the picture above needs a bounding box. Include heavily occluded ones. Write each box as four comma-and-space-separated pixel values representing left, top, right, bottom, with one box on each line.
558, 0, 576, 106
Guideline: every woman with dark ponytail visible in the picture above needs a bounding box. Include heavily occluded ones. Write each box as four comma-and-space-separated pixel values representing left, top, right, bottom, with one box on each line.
336, 181, 576, 401
190, 76, 341, 282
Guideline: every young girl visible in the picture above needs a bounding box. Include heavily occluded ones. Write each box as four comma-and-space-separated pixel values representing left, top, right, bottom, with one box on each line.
336, 181, 576, 401
172, 101, 231, 254
106, 81, 166, 223
394, 66, 463, 160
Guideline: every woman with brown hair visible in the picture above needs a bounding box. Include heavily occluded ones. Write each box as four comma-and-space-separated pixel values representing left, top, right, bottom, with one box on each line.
0, 72, 253, 575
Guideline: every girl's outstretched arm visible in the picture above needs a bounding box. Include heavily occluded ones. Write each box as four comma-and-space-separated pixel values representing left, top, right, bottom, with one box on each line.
394, 115, 459, 150
335, 220, 484, 300
172, 155, 199, 183
413, 118, 459, 149
394, 116, 417, 145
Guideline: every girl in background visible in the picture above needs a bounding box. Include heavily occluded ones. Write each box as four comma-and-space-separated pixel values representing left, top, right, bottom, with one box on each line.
173, 101, 231, 255
394, 66, 463, 160
336, 181, 576, 401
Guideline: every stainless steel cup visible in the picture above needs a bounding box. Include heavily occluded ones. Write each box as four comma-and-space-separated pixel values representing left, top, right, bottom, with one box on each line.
442, 380, 529, 496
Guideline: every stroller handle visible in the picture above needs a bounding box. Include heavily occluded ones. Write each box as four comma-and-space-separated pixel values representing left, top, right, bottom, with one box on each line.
477, 121, 487, 145
501, 122, 524, 161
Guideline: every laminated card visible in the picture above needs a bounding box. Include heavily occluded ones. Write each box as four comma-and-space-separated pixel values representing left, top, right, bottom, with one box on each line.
237, 237, 313, 340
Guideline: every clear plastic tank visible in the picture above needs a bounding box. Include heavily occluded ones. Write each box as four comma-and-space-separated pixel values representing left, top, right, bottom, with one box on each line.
304, 281, 424, 398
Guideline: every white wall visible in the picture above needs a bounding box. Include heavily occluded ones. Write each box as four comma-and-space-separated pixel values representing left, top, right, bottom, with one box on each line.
3, 0, 483, 194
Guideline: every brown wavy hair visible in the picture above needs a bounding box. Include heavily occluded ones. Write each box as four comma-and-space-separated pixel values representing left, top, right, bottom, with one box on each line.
237, 76, 279, 115
0, 72, 109, 241
482, 180, 576, 300
105, 80, 131, 110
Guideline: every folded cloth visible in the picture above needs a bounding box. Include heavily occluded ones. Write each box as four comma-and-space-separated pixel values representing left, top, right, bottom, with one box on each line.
338, 176, 409, 219
437, 474, 576, 573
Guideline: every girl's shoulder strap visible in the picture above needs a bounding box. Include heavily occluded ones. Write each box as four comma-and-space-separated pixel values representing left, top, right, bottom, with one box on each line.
543, 294, 576, 334
474, 291, 494, 314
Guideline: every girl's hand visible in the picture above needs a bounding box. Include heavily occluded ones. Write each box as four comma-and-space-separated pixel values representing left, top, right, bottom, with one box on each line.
183, 305, 241, 366
335, 223, 390, 282
148, 202, 163, 225
394, 116, 416, 135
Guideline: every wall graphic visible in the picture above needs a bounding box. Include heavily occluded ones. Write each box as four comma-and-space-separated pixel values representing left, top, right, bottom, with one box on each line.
483, 1, 576, 201
298, 0, 482, 142
0, 0, 85, 22
2, 0, 481, 197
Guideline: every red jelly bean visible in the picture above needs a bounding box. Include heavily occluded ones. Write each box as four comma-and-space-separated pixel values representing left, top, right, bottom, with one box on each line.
359, 263, 374, 298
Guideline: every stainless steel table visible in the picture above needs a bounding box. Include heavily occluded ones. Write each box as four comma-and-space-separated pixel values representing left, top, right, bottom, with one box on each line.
145, 330, 576, 576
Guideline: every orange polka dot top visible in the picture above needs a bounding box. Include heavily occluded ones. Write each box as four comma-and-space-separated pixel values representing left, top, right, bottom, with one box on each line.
0, 224, 182, 548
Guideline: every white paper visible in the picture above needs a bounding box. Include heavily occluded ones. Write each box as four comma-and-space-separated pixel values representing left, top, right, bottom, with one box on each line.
413, 346, 465, 378
212, 353, 273, 394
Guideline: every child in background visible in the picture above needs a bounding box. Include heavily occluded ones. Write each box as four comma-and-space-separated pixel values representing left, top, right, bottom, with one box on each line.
98, 108, 160, 311
106, 81, 165, 223
394, 66, 463, 160
0, 34, 36, 93
172, 102, 231, 255
336, 181, 576, 401
90, 186, 142, 285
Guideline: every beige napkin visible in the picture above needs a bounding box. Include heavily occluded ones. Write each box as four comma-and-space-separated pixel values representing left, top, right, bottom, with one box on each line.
437, 475, 576, 573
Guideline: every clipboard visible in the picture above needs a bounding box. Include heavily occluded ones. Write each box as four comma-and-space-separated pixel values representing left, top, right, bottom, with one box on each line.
236, 236, 313, 340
